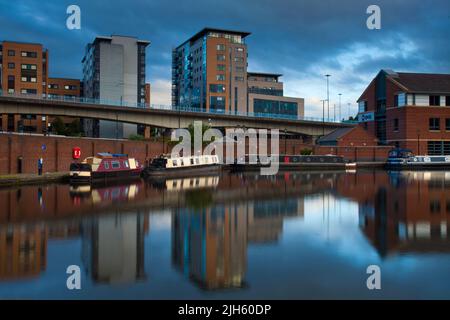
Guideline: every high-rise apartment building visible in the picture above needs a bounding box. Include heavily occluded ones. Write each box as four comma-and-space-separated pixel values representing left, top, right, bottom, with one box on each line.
172, 28, 305, 118
0, 41, 49, 133
81, 35, 150, 138
172, 28, 250, 113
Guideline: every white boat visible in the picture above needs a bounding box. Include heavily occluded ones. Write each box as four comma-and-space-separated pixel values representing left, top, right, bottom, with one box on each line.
386, 148, 450, 169
141, 154, 221, 178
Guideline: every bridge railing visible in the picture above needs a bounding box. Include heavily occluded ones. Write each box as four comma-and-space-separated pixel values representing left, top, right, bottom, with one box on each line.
0, 90, 343, 123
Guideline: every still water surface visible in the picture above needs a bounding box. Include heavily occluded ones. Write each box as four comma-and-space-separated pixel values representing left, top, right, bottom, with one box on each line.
0, 170, 449, 299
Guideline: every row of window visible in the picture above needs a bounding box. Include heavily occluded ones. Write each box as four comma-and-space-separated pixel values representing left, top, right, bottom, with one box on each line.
214, 75, 245, 82
216, 54, 245, 63
6, 63, 38, 70
392, 118, 450, 132
5, 50, 38, 58
47, 84, 78, 90
216, 44, 245, 52
103, 160, 129, 170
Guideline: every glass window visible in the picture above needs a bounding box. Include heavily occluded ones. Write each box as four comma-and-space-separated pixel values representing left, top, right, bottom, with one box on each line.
217, 64, 226, 71
393, 118, 399, 131
446, 96, 450, 107
429, 118, 440, 131
172, 160, 177, 167
235, 76, 244, 81
446, 118, 450, 130
123, 160, 129, 168
429, 95, 440, 106
210, 96, 225, 112
216, 74, 225, 81
210, 84, 226, 93
111, 161, 120, 169
8, 63, 14, 69
217, 54, 226, 61
104, 162, 109, 169
358, 101, 367, 113
216, 44, 225, 51
236, 47, 244, 52
253, 98, 298, 117
234, 57, 244, 62
7, 50, 15, 56
236, 66, 245, 73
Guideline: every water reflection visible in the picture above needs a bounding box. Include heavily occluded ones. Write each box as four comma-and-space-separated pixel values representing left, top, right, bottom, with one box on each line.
0, 170, 449, 298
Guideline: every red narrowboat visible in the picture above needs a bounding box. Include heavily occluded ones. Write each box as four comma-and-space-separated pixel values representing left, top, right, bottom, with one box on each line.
70, 153, 143, 184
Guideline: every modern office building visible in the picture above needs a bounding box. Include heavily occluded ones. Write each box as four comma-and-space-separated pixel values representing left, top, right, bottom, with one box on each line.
172, 28, 250, 113
0, 41, 49, 133
81, 35, 150, 138
358, 69, 450, 155
247, 72, 304, 118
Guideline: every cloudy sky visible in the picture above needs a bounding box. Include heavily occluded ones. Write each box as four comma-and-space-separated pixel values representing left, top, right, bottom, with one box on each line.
1, 0, 449, 119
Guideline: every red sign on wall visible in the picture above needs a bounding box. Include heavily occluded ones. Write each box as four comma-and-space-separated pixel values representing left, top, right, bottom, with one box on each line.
72, 147, 81, 160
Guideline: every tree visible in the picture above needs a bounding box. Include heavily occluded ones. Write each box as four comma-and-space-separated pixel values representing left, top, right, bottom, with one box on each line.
51, 117, 66, 135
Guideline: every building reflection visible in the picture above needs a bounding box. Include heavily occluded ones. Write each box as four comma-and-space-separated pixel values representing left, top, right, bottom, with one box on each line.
357, 171, 450, 257
171, 197, 304, 290
81, 212, 149, 284
0, 224, 47, 281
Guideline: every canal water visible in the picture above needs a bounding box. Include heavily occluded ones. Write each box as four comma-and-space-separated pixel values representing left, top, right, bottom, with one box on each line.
0, 170, 449, 299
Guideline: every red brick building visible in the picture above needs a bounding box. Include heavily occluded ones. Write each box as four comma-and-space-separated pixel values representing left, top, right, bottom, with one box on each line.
357, 69, 450, 155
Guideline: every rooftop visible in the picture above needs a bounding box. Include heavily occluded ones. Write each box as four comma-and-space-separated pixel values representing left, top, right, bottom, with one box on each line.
248, 72, 283, 79
93, 35, 151, 46
389, 71, 450, 94
317, 127, 354, 144
177, 27, 251, 48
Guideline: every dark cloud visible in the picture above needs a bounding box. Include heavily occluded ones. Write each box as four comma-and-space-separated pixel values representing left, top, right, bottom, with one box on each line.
1, 0, 449, 111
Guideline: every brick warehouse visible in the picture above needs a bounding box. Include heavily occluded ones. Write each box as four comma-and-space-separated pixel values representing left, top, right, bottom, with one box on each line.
357, 69, 450, 155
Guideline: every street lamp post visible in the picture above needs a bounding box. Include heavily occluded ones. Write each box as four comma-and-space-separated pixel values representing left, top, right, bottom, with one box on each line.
338, 93, 342, 122
325, 74, 331, 120
320, 99, 326, 135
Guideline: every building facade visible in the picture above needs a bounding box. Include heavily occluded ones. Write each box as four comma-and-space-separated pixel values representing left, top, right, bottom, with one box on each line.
358, 69, 450, 155
172, 28, 250, 113
247, 72, 304, 118
0, 41, 49, 133
81, 35, 150, 138
172, 28, 305, 118
47, 77, 81, 98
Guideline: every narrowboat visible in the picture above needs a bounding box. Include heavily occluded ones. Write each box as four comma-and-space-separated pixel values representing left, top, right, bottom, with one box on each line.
232, 154, 356, 171
70, 153, 143, 183
141, 154, 221, 178
386, 148, 450, 169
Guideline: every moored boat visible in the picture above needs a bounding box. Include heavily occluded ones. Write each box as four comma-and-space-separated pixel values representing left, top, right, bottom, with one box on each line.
141, 154, 221, 178
70, 153, 143, 183
232, 154, 356, 171
386, 148, 450, 169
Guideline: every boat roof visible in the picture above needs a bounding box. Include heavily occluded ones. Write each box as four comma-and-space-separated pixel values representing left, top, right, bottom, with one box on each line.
97, 152, 129, 158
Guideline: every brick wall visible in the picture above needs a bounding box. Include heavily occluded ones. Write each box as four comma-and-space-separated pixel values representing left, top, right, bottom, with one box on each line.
0, 134, 165, 174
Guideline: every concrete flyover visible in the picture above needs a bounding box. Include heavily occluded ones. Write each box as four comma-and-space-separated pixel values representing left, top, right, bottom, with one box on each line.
0, 96, 354, 136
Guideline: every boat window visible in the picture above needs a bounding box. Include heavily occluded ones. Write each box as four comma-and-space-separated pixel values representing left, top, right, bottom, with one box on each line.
104, 162, 110, 169
180, 159, 184, 166
172, 160, 177, 167
195, 157, 200, 164
123, 160, 129, 168
111, 161, 120, 169
190, 158, 195, 165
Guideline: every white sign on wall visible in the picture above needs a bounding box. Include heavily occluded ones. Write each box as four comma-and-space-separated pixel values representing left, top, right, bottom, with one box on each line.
358, 112, 375, 122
